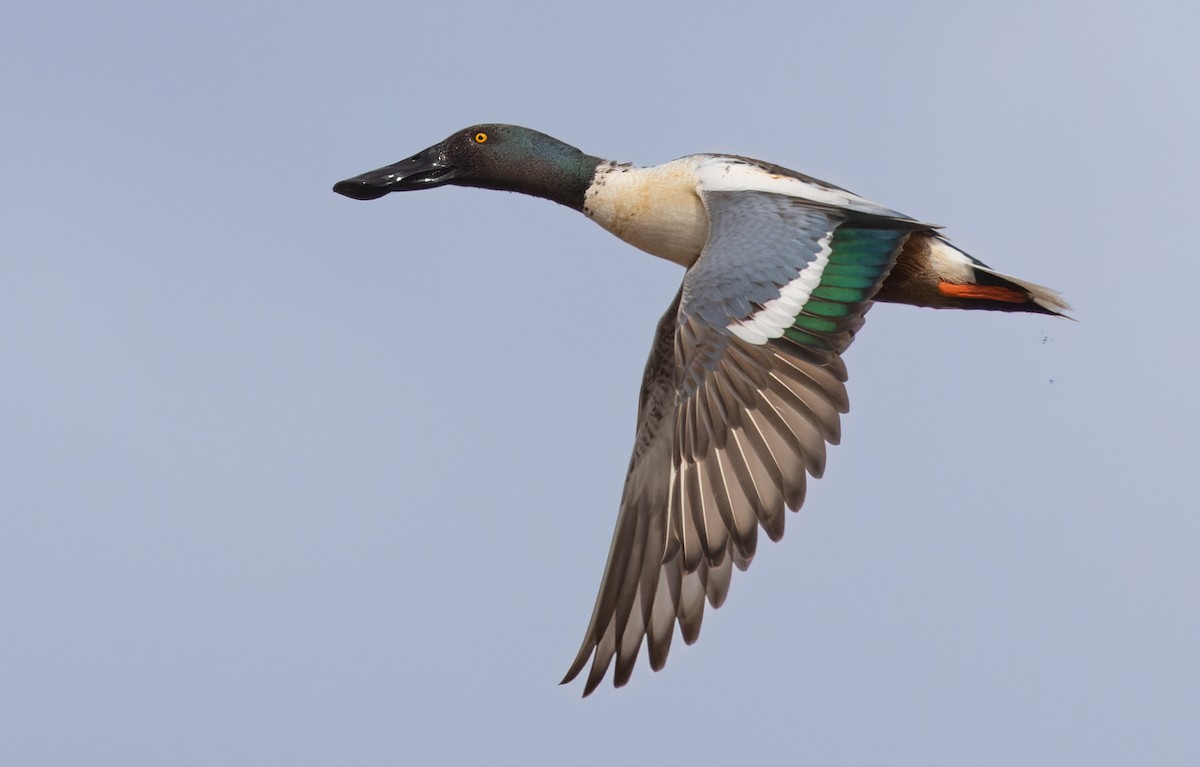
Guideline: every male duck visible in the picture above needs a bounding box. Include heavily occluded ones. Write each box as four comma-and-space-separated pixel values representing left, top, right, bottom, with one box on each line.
334, 124, 1069, 696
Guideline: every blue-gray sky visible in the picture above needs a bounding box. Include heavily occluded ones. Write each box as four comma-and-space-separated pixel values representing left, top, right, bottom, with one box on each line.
3, 1, 1197, 764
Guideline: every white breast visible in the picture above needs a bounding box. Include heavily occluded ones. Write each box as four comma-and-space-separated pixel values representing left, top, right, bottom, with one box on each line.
582, 158, 709, 268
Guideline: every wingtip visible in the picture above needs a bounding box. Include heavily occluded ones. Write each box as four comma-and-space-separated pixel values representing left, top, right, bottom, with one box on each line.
560, 654, 588, 687
648, 647, 669, 672
560, 661, 602, 698
582, 668, 606, 697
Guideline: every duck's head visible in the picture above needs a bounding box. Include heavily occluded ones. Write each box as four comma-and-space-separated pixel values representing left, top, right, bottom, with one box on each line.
333, 124, 600, 210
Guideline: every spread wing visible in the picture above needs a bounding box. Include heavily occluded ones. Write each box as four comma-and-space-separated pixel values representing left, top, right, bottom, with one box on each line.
562, 158, 929, 695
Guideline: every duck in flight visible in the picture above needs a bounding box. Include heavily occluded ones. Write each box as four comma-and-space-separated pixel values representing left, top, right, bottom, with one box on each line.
333, 124, 1069, 696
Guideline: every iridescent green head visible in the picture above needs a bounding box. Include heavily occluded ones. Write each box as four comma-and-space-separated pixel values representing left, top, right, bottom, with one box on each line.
333, 124, 601, 210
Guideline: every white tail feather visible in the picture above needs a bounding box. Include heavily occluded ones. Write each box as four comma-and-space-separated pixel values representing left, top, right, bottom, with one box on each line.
972, 263, 1073, 315
931, 235, 1072, 315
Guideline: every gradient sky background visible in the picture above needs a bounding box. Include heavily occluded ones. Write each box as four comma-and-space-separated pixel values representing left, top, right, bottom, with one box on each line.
3, 1, 1198, 764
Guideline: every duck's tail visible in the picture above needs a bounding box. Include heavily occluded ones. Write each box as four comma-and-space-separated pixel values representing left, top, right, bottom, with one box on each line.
874, 233, 1071, 317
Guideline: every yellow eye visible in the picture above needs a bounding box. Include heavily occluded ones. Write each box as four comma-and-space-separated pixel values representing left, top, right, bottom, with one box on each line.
474, 132, 488, 143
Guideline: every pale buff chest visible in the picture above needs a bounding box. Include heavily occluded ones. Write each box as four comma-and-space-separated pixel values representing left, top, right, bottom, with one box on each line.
581, 159, 710, 268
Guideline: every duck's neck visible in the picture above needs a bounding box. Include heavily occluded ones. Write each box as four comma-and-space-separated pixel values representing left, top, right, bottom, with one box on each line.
529, 155, 604, 211
463, 141, 603, 212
